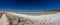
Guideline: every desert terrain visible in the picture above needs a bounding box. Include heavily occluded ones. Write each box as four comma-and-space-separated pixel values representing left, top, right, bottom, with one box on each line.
0, 10, 60, 25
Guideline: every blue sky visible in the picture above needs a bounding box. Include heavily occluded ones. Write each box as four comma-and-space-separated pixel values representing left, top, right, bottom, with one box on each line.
0, 0, 60, 10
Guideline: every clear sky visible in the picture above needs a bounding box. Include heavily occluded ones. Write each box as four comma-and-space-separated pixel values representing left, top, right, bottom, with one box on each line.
0, 0, 60, 10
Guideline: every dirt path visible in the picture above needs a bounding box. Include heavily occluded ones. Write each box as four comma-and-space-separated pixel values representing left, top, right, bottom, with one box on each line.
0, 14, 8, 25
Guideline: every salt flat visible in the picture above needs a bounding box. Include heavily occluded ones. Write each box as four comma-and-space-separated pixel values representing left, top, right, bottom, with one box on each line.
0, 11, 60, 25
6, 11, 60, 25
12, 11, 57, 16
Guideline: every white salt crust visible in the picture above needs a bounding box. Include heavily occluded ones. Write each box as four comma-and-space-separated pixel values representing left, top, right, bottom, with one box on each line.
0, 12, 60, 25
